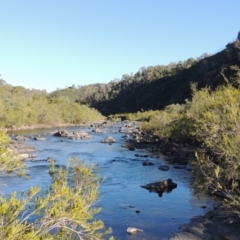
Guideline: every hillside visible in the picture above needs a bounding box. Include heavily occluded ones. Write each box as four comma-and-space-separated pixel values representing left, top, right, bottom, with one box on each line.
50, 40, 240, 115
0, 82, 104, 129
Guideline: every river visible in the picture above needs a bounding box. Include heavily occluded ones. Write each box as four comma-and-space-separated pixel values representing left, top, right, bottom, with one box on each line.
3, 123, 216, 239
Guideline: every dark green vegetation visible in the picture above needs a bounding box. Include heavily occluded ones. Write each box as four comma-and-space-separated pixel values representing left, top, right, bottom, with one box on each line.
50, 41, 240, 115
0, 81, 104, 129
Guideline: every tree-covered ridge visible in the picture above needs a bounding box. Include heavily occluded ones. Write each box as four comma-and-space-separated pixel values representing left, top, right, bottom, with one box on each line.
49, 55, 203, 111
0, 81, 104, 129
50, 40, 240, 115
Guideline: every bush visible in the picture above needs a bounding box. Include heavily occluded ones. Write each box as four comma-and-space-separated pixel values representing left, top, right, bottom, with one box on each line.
189, 85, 240, 208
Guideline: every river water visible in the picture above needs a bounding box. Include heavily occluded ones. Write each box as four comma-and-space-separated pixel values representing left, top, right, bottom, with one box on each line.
3, 124, 216, 239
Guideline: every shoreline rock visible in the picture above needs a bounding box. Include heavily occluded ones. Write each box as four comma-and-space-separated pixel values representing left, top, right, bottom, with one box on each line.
8, 140, 37, 160
121, 122, 240, 239
169, 205, 240, 240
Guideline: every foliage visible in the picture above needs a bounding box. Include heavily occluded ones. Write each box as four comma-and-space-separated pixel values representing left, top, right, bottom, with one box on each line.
0, 84, 104, 129
189, 85, 240, 208
140, 104, 188, 142
0, 158, 112, 240
49, 45, 239, 116
49, 54, 216, 115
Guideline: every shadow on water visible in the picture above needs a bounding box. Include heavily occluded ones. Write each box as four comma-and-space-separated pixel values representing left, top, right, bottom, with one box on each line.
4, 125, 216, 239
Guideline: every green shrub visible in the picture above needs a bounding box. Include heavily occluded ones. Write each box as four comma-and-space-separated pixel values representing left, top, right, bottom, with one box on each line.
189, 85, 240, 207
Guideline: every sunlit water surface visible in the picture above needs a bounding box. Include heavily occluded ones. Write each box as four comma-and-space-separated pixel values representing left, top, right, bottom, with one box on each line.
3, 125, 216, 239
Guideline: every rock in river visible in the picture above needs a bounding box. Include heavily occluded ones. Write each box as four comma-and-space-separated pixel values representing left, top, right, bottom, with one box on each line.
126, 227, 143, 234
53, 130, 91, 140
101, 136, 115, 143
141, 179, 177, 197
142, 161, 154, 166
158, 165, 170, 171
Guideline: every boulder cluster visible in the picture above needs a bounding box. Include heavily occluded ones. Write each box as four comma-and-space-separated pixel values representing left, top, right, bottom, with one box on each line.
53, 130, 92, 140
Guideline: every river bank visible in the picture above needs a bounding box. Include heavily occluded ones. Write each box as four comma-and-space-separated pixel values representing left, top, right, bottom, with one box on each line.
121, 121, 240, 240
1, 120, 109, 132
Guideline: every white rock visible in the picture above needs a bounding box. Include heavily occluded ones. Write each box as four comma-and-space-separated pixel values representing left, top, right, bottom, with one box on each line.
126, 227, 143, 234
18, 153, 29, 160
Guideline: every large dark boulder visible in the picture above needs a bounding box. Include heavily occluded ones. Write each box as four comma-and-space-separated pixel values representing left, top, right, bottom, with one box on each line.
141, 179, 177, 197
53, 130, 70, 137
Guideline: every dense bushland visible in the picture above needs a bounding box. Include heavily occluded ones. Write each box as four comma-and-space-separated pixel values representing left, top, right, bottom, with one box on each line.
0, 81, 104, 129
49, 54, 213, 114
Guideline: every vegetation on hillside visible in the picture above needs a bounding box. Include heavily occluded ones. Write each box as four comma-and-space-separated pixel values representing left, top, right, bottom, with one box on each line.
49, 54, 209, 114
50, 40, 240, 115
0, 80, 104, 129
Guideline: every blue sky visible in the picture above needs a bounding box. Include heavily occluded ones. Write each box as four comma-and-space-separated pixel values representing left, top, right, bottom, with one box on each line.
1, 0, 240, 92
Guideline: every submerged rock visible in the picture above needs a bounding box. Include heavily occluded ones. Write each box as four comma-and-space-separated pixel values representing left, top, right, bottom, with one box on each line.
158, 165, 170, 171
34, 137, 47, 141
142, 161, 154, 166
173, 165, 186, 169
